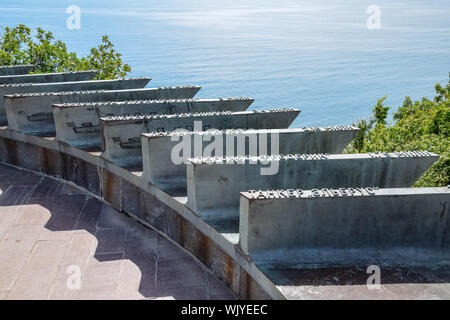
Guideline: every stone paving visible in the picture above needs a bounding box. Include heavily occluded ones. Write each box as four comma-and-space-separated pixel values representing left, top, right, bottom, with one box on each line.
0, 163, 235, 300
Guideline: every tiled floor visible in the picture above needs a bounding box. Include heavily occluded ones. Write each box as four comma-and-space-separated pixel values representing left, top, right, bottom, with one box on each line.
0, 164, 235, 300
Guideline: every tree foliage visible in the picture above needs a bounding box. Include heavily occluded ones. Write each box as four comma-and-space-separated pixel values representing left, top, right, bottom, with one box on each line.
345, 76, 450, 187
0, 25, 130, 79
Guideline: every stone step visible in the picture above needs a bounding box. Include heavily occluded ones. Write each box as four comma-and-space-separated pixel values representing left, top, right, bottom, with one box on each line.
239, 187, 450, 264
6, 86, 201, 134
0, 70, 97, 85
0, 65, 34, 76
142, 126, 359, 192
0, 77, 151, 124
101, 108, 300, 166
186, 151, 439, 222
53, 97, 255, 147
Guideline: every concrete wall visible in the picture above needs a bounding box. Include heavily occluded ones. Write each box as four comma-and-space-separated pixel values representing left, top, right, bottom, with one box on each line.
142, 126, 359, 191
0, 70, 97, 85
101, 109, 300, 167
0, 78, 151, 124
0, 65, 34, 76
0, 67, 447, 299
239, 187, 450, 260
0, 129, 276, 300
186, 151, 439, 221
5, 86, 201, 133
53, 98, 255, 146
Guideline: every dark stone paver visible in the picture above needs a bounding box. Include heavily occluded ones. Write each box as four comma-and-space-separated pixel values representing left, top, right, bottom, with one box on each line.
45, 194, 87, 231
157, 256, 208, 293
10, 172, 42, 187
0, 165, 235, 300
75, 198, 103, 234
29, 177, 60, 199
95, 228, 127, 254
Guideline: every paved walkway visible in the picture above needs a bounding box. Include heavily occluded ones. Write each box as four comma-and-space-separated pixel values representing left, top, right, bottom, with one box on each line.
0, 164, 235, 300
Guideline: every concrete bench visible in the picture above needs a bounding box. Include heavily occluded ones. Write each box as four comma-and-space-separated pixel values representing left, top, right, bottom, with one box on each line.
0, 70, 97, 85
5, 86, 201, 134
0, 65, 34, 76
186, 151, 439, 221
142, 126, 359, 191
0, 77, 151, 124
53, 97, 255, 148
239, 187, 450, 263
101, 108, 300, 166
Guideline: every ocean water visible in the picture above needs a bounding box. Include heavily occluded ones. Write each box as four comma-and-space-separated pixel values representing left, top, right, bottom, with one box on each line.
0, 0, 449, 127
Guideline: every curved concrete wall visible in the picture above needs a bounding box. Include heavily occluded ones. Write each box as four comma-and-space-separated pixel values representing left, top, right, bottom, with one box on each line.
0, 127, 284, 300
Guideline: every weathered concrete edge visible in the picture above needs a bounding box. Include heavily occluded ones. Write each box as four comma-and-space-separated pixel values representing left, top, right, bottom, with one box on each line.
100, 108, 301, 123
52, 97, 255, 108
0, 127, 285, 300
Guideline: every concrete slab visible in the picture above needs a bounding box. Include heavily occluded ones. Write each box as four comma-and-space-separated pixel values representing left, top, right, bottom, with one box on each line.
239, 187, 450, 261
0, 225, 42, 291
186, 151, 439, 221
53, 97, 254, 146
142, 126, 359, 191
13, 198, 55, 226
265, 264, 450, 300
0, 70, 97, 85
0, 77, 151, 124
157, 256, 207, 295
7, 240, 69, 299
0, 65, 34, 76
101, 108, 300, 166
5, 85, 201, 134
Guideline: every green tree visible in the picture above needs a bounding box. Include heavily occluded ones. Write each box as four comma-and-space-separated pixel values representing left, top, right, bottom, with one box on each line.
373, 95, 390, 125
345, 76, 450, 187
79, 36, 131, 80
0, 24, 130, 79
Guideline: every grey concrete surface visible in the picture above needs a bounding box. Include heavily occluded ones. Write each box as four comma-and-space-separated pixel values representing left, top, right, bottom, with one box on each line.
0, 78, 151, 124
267, 264, 450, 300
5, 86, 201, 134
0, 70, 97, 85
100, 108, 300, 166
0, 65, 34, 76
53, 97, 254, 145
186, 151, 439, 221
239, 187, 450, 261
0, 164, 235, 300
142, 126, 359, 191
